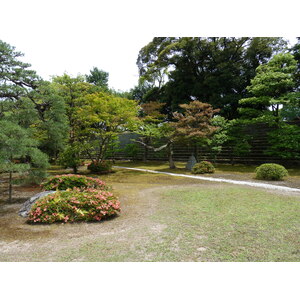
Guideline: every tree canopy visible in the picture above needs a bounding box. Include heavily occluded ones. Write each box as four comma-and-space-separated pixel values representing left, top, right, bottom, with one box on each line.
0, 40, 40, 103
86, 67, 109, 90
239, 53, 298, 119
137, 37, 287, 119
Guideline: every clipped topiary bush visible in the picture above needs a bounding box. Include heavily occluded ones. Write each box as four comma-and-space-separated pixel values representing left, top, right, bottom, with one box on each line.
192, 161, 215, 174
255, 163, 288, 181
41, 174, 107, 191
28, 188, 120, 223
87, 160, 113, 174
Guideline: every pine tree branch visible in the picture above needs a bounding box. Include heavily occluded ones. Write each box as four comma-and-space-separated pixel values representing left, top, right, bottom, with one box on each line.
135, 140, 170, 152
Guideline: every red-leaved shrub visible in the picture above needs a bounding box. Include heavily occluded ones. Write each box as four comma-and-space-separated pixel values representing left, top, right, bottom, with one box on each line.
28, 188, 120, 223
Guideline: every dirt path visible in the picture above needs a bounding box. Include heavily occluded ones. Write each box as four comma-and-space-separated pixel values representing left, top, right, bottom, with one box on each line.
0, 178, 185, 261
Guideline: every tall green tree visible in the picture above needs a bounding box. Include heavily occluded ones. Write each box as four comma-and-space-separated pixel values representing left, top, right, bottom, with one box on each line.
51, 74, 95, 172
137, 37, 287, 119
24, 82, 69, 159
239, 53, 297, 120
0, 40, 54, 198
135, 100, 218, 169
0, 40, 68, 161
291, 37, 300, 89
0, 120, 49, 201
76, 92, 139, 163
239, 52, 300, 160
52, 74, 95, 144
0, 39, 40, 121
86, 67, 109, 90
0, 40, 40, 103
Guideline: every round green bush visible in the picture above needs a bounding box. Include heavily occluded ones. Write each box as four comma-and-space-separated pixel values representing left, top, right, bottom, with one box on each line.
41, 174, 107, 191
28, 188, 120, 223
87, 160, 113, 174
255, 163, 288, 181
192, 161, 215, 174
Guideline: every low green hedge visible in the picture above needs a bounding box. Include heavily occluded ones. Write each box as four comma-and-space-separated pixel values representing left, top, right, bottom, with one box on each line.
255, 163, 288, 181
192, 161, 215, 174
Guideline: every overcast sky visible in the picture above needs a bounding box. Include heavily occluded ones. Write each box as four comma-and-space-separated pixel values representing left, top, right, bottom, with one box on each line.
1, 0, 299, 91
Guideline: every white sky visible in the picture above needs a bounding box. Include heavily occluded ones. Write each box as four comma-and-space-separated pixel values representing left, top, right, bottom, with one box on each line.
0, 0, 299, 91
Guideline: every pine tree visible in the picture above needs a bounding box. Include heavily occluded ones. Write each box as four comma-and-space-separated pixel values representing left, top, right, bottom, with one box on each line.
0, 120, 49, 201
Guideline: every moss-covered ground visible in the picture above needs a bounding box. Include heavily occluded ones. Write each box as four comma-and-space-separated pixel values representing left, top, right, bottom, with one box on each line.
0, 161, 299, 261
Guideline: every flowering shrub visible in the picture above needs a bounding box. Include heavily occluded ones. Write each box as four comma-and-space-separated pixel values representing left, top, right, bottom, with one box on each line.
28, 188, 120, 223
41, 174, 107, 191
87, 160, 113, 174
255, 163, 288, 181
192, 161, 215, 174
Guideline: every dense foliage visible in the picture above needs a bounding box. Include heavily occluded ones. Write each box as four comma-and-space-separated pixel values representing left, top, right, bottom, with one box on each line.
137, 37, 287, 119
86, 67, 109, 90
239, 53, 297, 119
28, 188, 120, 223
265, 123, 300, 159
41, 174, 107, 191
135, 100, 219, 168
75, 92, 139, 164
87, 160, 113, 174
1, 37, 300, 202
255, 163, 288, 181
192, 161, 215, 174
0, 120, 49, 200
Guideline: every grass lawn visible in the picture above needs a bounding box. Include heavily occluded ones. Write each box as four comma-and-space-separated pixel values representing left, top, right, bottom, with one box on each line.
0, 162, 299, 262
155, 186, 300, 261
113, 160, 300, 188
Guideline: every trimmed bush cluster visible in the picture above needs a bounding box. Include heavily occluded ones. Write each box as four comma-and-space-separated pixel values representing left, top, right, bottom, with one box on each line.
87, 160, 113, 174
28, 188, 120, 223
30, 174, 119, 224
192, 161, 215, 174
255, 163, 288, 181
41, 174, 107, 191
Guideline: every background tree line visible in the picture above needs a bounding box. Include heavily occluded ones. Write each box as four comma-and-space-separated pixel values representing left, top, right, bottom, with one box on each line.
128, 37, 300, 163
1, 37, 300, 200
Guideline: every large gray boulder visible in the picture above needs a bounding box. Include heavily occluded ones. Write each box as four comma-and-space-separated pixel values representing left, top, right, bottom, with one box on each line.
185, 155, 197, 171
19, 191, 56, 218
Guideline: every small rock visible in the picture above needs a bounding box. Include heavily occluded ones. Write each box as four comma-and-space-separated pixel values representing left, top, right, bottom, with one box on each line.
185, 155, 197, 171
197, 247, 207, 252
18, 191, 56, 218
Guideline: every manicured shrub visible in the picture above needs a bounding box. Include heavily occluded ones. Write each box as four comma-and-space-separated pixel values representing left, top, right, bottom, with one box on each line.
28, 188, 120, 223
41, 174, 107, 191
192, 161, 215, 174
87, 160, 113, 174
255, 163, 288, 181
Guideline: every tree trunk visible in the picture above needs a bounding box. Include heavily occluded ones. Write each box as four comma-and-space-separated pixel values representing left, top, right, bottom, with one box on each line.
193, 143, 198, 161
8, 171, 12, 202
167, 143, 176, 169
73, 165, 78, 174
143, 145, 148, 162
142, 137, 149, 162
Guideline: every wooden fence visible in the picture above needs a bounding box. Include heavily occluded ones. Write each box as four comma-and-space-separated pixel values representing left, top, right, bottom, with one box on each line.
107, 122, 300, 167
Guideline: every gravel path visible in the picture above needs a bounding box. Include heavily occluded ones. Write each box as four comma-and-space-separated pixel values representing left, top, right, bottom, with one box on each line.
113, 166, 300, 193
